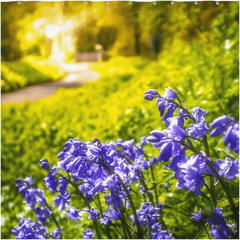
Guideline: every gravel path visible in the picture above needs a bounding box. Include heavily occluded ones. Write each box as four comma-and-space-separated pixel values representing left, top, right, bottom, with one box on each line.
1, 63, 101, 104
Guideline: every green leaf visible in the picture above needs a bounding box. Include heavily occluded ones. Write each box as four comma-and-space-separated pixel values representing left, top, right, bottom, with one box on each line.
149, 173, 175, 190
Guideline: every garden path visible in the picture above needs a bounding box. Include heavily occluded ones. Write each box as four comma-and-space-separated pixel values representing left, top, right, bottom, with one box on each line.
1, 63, 101, 104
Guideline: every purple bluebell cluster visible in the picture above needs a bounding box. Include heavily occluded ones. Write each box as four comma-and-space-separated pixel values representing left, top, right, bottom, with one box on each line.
145, 87, 239, 196
210, 115, 239, 153
12, 87, 238, 239
205, 208, 234, 239
11, 218, 49, 239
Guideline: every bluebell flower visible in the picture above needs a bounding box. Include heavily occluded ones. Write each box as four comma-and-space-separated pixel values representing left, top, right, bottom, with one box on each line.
117, 139, 135, 160
53, 192, 70, 210
130, 202, 160, 228
87, 207, 100, 221
141, 136, 148, 146
15, 178, 28, 198
157, 98, 166, 116
157, 141, 172, 162
44, 170, 58, 194
210, 116, 239, 153
35, 188, 47, 207
66, 207, 81, 223
165, 116, 184, 128
25, 188, 37, 209
152, 229, 173, 239
187, 120, 209, 138
100, 213, 112, 225
176, 155, 208, 195
165, 183, 170, 189
210, 115, 230, 129
140, 185, 146, 194
79, 183, 94, 203
106, 207, 122, 220
24, 176, 33, 187
149, 157, 159, 166
215, 158, 239, 182
105, 192, 124, 210
151, 222, 162, 232
210, 125, 226, 137
82, 228, 95, 239
157, 201, 166, 210
164, 87, 177, 99
191, 210, 202, 222
167, 124, 186, 141
145, 89, 159, 95
58, 177, 69, 195
40, 158, 51, 171
51, 228, 62, 239
12, 218, 49, 239
144, 94, 155, 101
224, 123, 239, 153
149, 130, 166, 141
205, 208, 233, 239
88, 145, 102, 156
163, 105, 175, 122
35, 207, 52, 224
191, 107, 208, 123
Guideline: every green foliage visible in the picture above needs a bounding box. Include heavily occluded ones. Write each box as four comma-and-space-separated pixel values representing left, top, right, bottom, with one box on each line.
1, 56, 66, 93
1, 3, 239, 239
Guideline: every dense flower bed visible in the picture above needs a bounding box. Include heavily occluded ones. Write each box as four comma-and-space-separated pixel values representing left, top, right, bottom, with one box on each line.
12, 87, 239, 239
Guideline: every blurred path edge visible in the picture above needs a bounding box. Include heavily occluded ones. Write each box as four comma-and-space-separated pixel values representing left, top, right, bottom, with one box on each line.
1, 63, 101, 104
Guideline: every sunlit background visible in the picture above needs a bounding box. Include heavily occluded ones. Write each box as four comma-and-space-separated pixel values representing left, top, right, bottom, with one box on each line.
1, 1, 239, 239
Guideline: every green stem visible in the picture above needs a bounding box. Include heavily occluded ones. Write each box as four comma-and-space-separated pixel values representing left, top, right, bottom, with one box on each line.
202, 222, 211, 239
117, 177, 143, 238
112, 224, 126, 239
97, 194, 113, 239
103, 166, 143, 238
59, 174, 102, 239
203, 135, 217, 208
120, 216, 138, 238
121, 218, 128, 239
139, 177, 154, 205
150, 166, 158, 203
205, 161, 239, 226
218, 178, 239, 227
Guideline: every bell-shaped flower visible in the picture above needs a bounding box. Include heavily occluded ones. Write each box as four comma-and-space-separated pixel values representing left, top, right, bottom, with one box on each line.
66, 207, 81, 223
100, 213, 112, 225
205, 208, 233, 239
144, 94, 155, 101
167, 124, 186, 141
191, 107, 208, 123
224, 124, 239, 153
145, 89, 159, 95
51, 228, 62, 239
164, 87, 177, 99
191, 210, 202, 222
157, 98, 166, 116
53, 192, 70, 210
210, 115, 230, 129
157, 141, 172, 162
87, 208, 100, 221
215, 158, 239, 182
82, 228, 95, 239
40, 158, 51, 171
106, 207, 122, 221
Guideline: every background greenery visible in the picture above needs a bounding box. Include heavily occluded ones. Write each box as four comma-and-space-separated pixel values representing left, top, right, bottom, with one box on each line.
1, 1, 239, 239
1, 56, 66, 93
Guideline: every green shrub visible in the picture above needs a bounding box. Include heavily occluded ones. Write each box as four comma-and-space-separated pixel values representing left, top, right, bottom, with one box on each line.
1, 56, 66, 93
